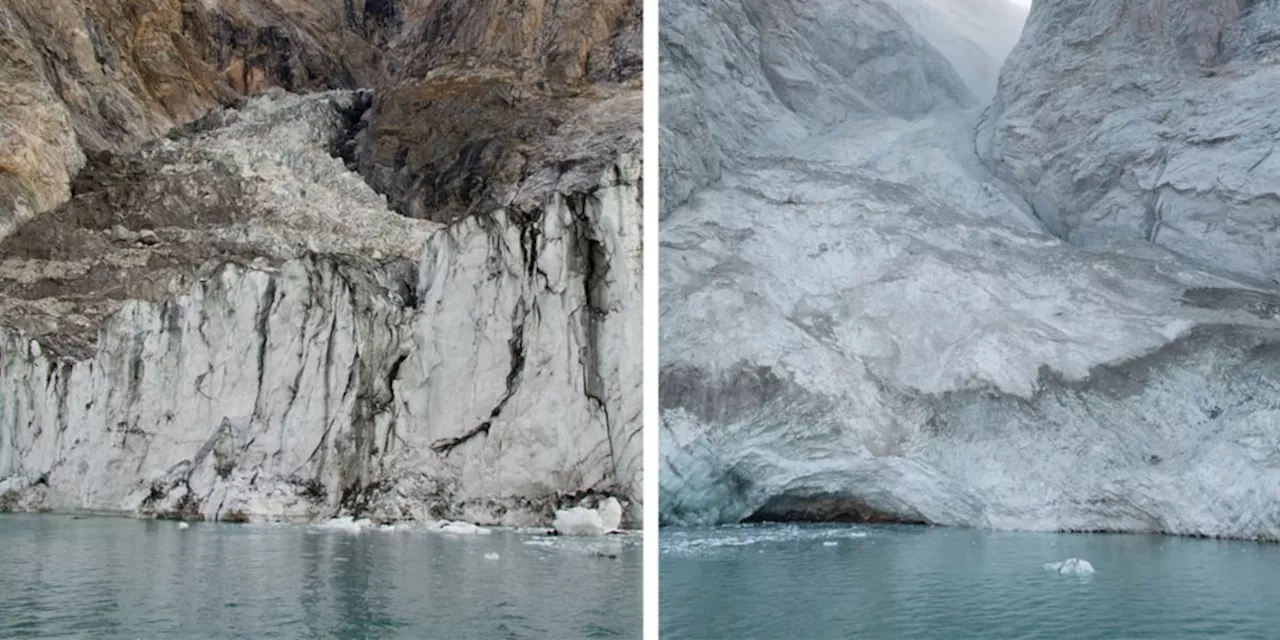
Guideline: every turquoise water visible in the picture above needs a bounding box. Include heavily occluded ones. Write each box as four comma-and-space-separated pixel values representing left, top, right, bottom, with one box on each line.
0, 514, 639, 638
661, 524, 1280, 639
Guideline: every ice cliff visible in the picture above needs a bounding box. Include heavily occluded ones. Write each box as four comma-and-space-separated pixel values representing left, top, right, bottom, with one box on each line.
660, 0, 1280, 540
0, 0, 641, 526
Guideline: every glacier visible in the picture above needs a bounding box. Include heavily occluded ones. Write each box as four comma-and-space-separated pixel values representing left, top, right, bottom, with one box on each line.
660, 0, 1280, 540
0, 89, 642, 527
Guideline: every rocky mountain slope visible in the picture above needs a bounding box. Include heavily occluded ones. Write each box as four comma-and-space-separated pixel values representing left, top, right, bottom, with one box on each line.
0, 0, 641, 525
981, 0, 1280, 283
660, 0, 1280, 540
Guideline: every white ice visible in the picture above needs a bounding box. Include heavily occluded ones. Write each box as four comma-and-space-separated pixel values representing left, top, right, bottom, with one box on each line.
552, 497, 624, 536
314, 516, 373, 533
432, 521, 493, 535
1044, 558, 1095, 575
658, 0, 1280, 541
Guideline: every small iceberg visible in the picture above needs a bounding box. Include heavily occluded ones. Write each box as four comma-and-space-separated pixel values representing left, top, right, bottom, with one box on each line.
177, 522, 191, 530
484, 552, 500, 561
432, 521, 492, 535
552, 497, 623, 536
315, 516, 372, 534
822, 541, 838, 547
1045, 558, 1095, 575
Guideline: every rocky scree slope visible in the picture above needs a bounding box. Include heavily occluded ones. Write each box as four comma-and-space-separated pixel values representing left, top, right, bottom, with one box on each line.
659, 0, 1280, 540
0, 0, 642, 526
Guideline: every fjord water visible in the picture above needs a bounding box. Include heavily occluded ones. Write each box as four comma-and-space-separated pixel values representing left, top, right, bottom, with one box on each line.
0, 515, 639, 638
661, 524, 1280, 639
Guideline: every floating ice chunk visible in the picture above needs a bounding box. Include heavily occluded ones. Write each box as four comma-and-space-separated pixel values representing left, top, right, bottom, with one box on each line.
1044, 558, 1095, 575
484, 552, 500, 561
523, 539, 557, 547
599, 497, 623, 531
514, 527, 555, 535
177, 522, 190, 530
553, 497, 624, 536
377, 523, 412, 533
315, 516, 371, 533
435, 521, 492, 535
552, 507, 606, 535
823, 541, 838, 547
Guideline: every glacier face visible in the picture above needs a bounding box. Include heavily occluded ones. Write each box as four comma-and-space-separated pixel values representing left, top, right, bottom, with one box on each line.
660, 0, 1280, 540
0, 91, 642, 526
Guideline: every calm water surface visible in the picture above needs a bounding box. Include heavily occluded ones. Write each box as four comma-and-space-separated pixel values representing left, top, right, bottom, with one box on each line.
661, 523, 1280, 639
0, 514, 639, 638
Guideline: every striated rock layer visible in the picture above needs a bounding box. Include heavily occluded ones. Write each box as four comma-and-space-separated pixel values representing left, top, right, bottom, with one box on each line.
660, 0, 1280, 540
0, 0, 641, 526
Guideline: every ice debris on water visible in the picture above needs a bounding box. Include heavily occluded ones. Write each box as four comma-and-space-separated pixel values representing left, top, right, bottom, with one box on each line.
553, 497, 623, 536
177, 522, 190, 530
484, 552, 501, 561
315, 516, 373, 533
431, 521, 493, 535
1044, 558, 1095, 575
823, 541, 838, 547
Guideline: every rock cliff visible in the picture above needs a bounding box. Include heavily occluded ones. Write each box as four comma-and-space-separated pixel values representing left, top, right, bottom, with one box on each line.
981, 0, 1280, 283
660, 0, 1280, 540
0, 0, 641, 525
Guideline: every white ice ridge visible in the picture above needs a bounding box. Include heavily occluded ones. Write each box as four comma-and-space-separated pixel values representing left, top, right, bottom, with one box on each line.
552, 497, 624, 536
1045, 558, 1095, 575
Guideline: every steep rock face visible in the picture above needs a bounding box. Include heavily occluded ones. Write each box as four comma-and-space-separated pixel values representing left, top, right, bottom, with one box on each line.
660, 0, 1280, 540
0, 0, 388, 236
355, 0, 642, 222
1, 0, 640, 230
0, 91, 642, 525
657, 0, 975, 218
981, 0, 1280, 282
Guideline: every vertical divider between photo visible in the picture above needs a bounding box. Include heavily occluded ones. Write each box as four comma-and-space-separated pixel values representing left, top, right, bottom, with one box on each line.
642, 0, 661, 636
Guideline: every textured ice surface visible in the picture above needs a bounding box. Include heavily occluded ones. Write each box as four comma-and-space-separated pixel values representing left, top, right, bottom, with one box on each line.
660, 0, 1280, 540
435, 522, 493, 536
0, 91, 642, 527
315, 517, 373, 534
552, 497, 624, 536
1045, 558, 1095, 576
